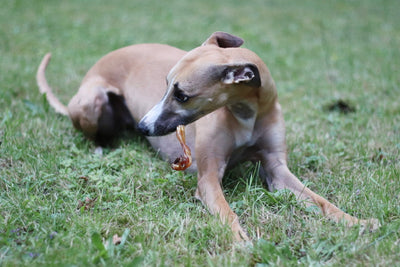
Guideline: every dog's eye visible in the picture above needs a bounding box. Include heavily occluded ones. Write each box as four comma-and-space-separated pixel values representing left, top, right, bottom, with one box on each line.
174, 90, 189, 103
173, 84, 189, 103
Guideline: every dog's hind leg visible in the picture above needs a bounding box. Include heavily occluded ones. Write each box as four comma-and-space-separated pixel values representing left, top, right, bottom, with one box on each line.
68, 80, 134, 143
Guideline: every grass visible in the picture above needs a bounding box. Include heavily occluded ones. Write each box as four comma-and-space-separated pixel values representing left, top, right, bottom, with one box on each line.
1, 0, 399, 265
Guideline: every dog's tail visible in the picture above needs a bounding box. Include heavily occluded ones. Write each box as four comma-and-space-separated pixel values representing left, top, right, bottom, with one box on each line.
36, 53, 69, 116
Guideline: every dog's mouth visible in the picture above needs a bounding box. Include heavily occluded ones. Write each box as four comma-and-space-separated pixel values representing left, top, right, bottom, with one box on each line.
138, 112, 196, 136
138, 95, 213, 136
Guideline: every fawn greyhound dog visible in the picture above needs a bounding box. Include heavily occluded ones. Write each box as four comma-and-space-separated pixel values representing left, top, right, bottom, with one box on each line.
37, 32, 379, 241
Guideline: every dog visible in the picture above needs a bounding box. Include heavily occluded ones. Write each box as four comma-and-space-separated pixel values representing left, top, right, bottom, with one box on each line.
37, 32, 379, 241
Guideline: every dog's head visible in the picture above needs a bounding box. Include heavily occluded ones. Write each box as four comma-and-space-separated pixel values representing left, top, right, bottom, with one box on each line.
138, 32, 261, 136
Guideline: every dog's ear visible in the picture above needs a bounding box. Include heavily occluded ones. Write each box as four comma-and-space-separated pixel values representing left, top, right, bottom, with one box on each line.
202, 32, 244, 48
221, 64, 261, 87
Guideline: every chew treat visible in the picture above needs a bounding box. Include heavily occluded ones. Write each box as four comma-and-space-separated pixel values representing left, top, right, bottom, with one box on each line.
171, 125, 192, 171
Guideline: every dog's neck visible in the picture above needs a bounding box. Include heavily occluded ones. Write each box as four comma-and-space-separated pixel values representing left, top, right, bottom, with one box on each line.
228, 101, 257, 147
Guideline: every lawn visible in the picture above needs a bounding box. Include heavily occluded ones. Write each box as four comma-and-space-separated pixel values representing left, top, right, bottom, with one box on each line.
1, 0, 399, 266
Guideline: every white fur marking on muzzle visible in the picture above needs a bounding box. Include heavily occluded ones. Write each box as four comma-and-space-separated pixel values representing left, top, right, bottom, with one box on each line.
141, 101, 164, 134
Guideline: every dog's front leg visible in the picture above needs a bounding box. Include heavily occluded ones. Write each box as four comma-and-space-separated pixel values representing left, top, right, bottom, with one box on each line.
195, 168, 248, 241
257, 104, 380, 230
193, 117, 249, 241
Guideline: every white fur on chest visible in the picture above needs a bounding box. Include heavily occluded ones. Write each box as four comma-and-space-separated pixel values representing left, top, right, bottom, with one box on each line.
228, 102, 257, 148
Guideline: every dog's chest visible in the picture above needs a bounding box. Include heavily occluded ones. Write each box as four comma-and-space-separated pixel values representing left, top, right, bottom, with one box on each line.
228, 102, 257, 147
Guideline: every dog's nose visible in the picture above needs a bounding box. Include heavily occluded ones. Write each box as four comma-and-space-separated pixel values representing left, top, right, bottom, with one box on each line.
137, 121, 150, 136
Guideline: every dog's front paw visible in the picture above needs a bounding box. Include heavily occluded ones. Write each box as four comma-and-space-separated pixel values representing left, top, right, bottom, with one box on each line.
232, 223, 250, 242
358, 218, 381, 233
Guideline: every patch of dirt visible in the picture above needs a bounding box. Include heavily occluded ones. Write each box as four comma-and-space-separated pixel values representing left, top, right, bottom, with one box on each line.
0, 158, 13, 168
325, 99, 356, 114
77, 196, 98, 211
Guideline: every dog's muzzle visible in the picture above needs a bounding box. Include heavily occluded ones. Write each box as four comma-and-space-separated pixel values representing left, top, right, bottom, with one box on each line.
137, 120, 152, 136
138, 100, 200, 136
138, 110, 197, 136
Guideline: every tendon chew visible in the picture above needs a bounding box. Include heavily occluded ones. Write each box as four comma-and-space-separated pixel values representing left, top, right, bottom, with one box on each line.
171, 125, 192, 171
